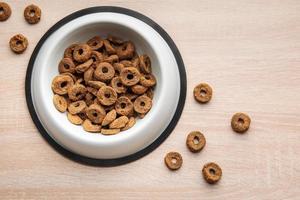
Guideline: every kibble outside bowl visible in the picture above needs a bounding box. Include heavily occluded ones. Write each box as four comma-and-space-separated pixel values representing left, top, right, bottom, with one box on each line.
25, 7, 186, 166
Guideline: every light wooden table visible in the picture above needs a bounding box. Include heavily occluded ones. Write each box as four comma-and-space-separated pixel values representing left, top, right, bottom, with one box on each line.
1, 0, 300, 199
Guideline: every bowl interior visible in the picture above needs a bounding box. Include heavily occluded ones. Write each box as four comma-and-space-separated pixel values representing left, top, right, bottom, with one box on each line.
49, 22, 162, 128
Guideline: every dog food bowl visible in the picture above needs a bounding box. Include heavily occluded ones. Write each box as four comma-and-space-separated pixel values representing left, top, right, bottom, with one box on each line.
25, 6, 186, 166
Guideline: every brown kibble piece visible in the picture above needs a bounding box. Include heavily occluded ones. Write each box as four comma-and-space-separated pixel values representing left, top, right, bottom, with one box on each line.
120, 67, 141, 86
96, 86, 117, 106
120, 60, 133, 67
116, 41, 135, 60
83, 67, 94, 84
107, 34, 124, 45
139, 55, 152, 74
9, 34, 28, 54
111, 77, 127, 94
87, 81, 106, 89
133, 95, 152, 114
85, 92, 94, 106
94, 62, 115, 81
121, 117, 136, 131
86, 86, 98, 96
64, 44, 78, 59
53, 94, 67, 112
75, 59, 93, 73
67, 84, 87, 101
146, 88, 154, 99
87, 36, 103, 50
186, 131, 206, 153
113, 63, 124, 75
0, 2, 11, 21
73, 44, 92, 63
68, 100, 86, 115
140, 73, 156, 87
90, 51, 104, 65
85, 104, 106, 124
131, 56, 140, 68
102, 109, 117, 126
193, 83, 212, 103
67, 113, 83, 125
101, 128, 120, 135
61, 72, 77, 82
58, 58, 75, 74
24, 4, 41, 24
231, 112, 251, 133
52, 75, 74, 95
202, 162, 222, 184
103, 54, 119, 64
115, 96, 133, 116
131, 84, 148, 95
103, 39, 116, 55
82, 119, 101, 133
164, 152, 182, 170
109, 116, 129, 129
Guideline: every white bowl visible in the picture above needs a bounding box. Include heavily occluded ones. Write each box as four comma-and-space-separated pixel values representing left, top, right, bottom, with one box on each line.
26, 7, 186, 166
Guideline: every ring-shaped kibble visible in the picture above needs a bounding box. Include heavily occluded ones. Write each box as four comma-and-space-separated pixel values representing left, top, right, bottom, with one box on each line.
139, 55, 152, 74
140, 73, 156, 87
164, 152, 183, 170
68, 100, 87, 115
103, 39, 116, 55
186, 131, 206, 153
193, 83, 213, 103
23, 4, 41, 24
231, 112, 251, 133
116, 41, 135, 60
120, 67, 141, 86
131, 84, 148, 95
94, 62, 115, 82
96, 86, 117, 106
87, 36, 103, 50
85, 104, 106, 124
0, 2, 11, 21
51, 75, 74, 95
64, 44, 78, 59
90, 51, 104, 65
111, 77, 127, 94
133, 95, 152, 114
115, 96, 133, 116
67, 84, 87, 101
202, 162, 222, 184
9, 34, 28, 54
73, 44, 92, 63
58, 57, 75, 74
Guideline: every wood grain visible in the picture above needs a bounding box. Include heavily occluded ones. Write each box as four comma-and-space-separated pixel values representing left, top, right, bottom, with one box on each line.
0, 0, 300, 199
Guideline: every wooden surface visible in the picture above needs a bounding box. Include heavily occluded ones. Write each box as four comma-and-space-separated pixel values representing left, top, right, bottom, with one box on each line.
1, 0, 300, 199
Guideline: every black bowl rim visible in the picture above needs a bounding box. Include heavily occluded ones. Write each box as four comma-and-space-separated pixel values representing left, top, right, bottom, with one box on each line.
25, 6, 186, 167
